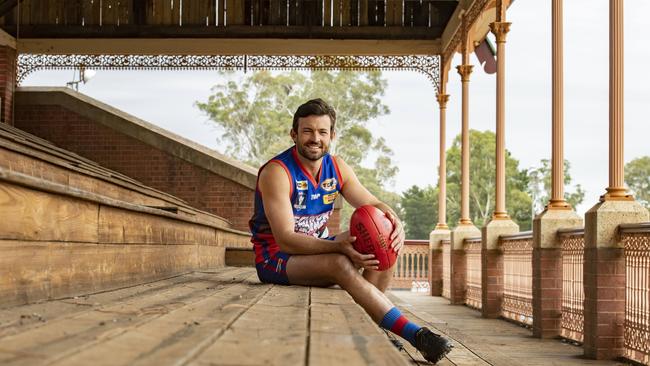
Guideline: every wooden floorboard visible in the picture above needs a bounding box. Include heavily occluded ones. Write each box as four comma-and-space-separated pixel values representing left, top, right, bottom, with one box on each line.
309, 288, 408, 366
389, 291, 627, 366
0, 267, 245, 339
188, 284, 308, 366
0, 267, 250, 365
0, 267, 423, 366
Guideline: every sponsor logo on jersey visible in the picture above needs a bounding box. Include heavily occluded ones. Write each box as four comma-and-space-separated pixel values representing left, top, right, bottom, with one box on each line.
320, 178, 337, 192
293, 192, 306, 210
323, 192, 339, 205
311, 193, 321, 200
296, 180, 308, 190
294, 211, 332, 236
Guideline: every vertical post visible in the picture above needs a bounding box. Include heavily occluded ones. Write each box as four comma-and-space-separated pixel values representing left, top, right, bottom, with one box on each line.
481, 0, 519, 319
450, 12, 480, 305
490, 18, 510, 220
532, 0, 583, 339
0, 34, 17, 125
430, 59, 451, 296
548, 0, 568, 210
603, 0, 627, 202
583, 0, 649, 359
436, 90, 450, 230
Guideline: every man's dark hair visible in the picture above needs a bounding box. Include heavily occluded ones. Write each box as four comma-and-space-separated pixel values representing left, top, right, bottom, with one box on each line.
292, 98, 336, 133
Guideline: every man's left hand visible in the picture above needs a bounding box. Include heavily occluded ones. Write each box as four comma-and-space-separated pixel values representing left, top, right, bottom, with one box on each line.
385, 211, 405, 254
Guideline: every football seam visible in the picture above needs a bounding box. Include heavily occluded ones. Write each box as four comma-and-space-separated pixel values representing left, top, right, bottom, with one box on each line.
361, 205, 390, 270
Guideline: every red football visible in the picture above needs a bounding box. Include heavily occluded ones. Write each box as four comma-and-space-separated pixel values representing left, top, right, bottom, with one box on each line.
349, 205, 396, 271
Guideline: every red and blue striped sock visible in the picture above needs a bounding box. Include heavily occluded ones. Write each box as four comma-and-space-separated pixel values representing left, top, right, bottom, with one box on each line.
379, 307, 421, 346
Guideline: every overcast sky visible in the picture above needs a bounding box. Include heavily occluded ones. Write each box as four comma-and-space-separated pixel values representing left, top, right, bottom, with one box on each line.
23, 0, 650, 217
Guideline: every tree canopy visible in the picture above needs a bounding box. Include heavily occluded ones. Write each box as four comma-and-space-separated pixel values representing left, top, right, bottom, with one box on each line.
399, 130, 585, 234
625, 156, 650, 209
445, 130, 531, 229
527, 159, 585, 213
196, 70, 399, 228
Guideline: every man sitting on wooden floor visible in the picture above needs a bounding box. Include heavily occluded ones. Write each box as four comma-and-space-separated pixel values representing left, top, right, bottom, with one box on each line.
249, 98, 452, 364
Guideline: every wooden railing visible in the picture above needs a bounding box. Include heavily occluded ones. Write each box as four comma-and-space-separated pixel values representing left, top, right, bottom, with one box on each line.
559, 228, 585, 343
499, 231, 533, 326
620, 223, 650, 364
442, 239, 451, 299
464, 237, 482, 310
392, 240, 429, 291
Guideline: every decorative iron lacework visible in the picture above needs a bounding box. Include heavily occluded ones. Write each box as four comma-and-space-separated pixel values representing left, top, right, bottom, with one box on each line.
17, 54, 441, 92
560, 233, 585, 344
442, 0, 490, 65
622, 232, 650, 364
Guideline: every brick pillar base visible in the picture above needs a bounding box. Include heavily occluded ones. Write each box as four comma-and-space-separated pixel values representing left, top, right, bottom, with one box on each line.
532, 209, 582, 338
0, 44, 17, 125
429, 249, 443, 296
583, 200, 648, 360
481, 218, 518, 318
429, 228, 450, 296
450, 249, 466, 304
532, 247, 562, 337
481, 248, 503, 317
450, 224, 480, 305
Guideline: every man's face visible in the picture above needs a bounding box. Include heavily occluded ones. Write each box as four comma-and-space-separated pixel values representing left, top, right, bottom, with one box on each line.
291, 115, 335, 162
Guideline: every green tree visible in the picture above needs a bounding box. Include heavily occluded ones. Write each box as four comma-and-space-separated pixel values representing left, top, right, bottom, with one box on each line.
196, 70, 398, 229
400, 185, 438, 239
527, 159, 585, 214
445, 130, 532, 230
625, 156, 650, 209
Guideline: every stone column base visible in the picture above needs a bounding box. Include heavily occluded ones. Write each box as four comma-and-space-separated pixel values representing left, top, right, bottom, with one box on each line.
481, 218, 518, 318
450, 224, 480, 304
533, 209, 582, 338
429, 228, 450, 296
583, 200, 649, 360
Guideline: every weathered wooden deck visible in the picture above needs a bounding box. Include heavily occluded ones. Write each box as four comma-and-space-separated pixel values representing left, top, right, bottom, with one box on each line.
0, 267, 626, 366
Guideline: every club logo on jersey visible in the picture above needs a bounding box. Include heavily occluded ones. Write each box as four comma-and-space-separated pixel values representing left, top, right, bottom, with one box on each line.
311, 193, 321, 200
323, 192, 339, 205
320, 178, 337, 192
296, 180, 308, 190
294, 211, 332, 236
293, 192, 306, 210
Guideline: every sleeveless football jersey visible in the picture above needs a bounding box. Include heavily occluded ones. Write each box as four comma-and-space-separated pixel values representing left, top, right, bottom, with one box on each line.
249, 146, 344, 264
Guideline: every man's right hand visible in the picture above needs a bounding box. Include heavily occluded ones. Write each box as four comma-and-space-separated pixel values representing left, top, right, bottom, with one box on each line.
335, 232, 380, 270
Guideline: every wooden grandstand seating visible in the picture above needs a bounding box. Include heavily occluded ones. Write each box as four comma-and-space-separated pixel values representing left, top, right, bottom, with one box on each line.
0, 122, 250, 308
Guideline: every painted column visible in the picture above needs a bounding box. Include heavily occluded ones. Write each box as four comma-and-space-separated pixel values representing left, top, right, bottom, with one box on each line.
490, 19, 510, 220
532, 0, 583, 338
450, 15, 480, 305
583, 0, 649, 359
436, 92, 450, 230
430, 60, 452, 296
457, 61, 473, 226
481, 1, 519, 319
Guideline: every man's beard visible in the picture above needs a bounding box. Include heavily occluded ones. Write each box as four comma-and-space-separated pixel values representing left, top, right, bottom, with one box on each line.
296, 142, 328, 161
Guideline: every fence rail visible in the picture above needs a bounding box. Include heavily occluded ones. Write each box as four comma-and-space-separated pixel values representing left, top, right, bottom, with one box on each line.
559, 228, 585, 343
464, 237, 482, 310
621, 225, 650, 364
500, 232, 533, 326
392, 240, 429, 291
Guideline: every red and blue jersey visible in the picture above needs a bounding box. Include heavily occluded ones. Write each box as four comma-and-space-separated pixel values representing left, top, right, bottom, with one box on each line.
249, 146, 344, 265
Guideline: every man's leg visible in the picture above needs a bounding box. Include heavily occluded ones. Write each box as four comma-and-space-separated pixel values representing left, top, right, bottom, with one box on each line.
362, 265, 395, 293
286, 253, 452, 363
286, 253, 392, 321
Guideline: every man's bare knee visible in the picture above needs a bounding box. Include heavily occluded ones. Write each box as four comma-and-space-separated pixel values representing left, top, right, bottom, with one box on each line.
328, 254, 357, 283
